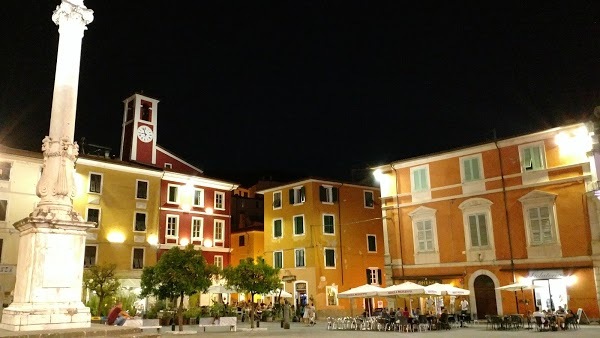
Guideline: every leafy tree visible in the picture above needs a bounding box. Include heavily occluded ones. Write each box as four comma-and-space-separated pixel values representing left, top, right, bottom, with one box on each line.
83, 263, 120, 316
222, 257, 281, 328
140, 245, 218, 331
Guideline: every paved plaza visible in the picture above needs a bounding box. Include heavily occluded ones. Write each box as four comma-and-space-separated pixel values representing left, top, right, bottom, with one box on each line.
0, 321, 598, 337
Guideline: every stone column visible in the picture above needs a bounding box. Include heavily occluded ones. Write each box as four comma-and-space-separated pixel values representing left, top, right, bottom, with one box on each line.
0, 0, 94, 331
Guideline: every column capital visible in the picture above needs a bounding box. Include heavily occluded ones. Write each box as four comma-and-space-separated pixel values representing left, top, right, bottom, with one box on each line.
52, 0, 94, 27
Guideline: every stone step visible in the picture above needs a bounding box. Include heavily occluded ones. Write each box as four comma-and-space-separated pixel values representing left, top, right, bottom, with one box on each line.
118, 334, 160, 338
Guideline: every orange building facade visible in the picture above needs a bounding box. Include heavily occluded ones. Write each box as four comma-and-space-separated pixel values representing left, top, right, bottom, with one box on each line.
259, 179, 385, 318
374, 123, 600, 320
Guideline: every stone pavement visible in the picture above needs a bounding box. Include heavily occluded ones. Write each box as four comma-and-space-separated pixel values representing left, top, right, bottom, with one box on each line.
0, 321, 599, 337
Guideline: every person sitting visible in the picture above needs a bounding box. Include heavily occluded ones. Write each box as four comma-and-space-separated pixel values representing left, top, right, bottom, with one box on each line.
106, 301, 130, 326
532, 307, 548, 330
438, 309, 451, 330
402, 306, 410, 318
555, 306, 566, 330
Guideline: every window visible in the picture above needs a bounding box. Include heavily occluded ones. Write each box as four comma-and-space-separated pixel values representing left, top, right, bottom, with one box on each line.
461, 155, 483, 182
364, 190, 374, 208
520, 142, 546, 171
289, 186, 306, 205
167, 184, 179, 204
238, 235, 245, 246
0, 162, 11, 181
323, 214, 334, 234
273, 251, 283, 268
295, 248, 305, 267
367, 234, 377, 252
0, 200, 7, 221
273, 219, 283, 238
468, 213, 489, 247
193, 189, 204, 207
293, 215, 304, 235
273, 191, 282, 209
326, 286, 338, 306
134, 212, 147, 232
214, 219, 224, 243
366, 268, 382, 285
89, 173, 102, 193
166, 215, 179, 238
324, 248, 335, 268
84, 245, 97, 267
319, 186, 338, 203
132, 248, 144, 269
528, 206, 555, 244
136, 180, 148, 199
164, 163, 172, 169
214, 191, 225, 210
191, 217, 203, 242
214, 255, 223, 269
415, 219, 435, 252
410, 166, 429, 191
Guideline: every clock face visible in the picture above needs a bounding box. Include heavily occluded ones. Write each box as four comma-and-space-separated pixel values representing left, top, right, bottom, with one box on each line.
137, 125, 154, 143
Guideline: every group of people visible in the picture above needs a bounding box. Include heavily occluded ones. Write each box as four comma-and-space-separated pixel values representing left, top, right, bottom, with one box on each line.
301, 303, 317, 326
532, 306, 576, 330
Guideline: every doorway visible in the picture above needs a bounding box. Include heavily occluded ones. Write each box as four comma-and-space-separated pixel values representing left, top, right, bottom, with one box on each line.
474, 275, 497, 318
533, 279, 567, 312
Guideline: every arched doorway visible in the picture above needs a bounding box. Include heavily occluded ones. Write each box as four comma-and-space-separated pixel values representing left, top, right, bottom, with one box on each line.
474, 275, 497, 318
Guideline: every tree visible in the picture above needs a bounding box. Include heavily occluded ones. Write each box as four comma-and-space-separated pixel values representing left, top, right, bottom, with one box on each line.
83, 263, 120, 316
140, 245, 218, 331
222, 257, 281, 328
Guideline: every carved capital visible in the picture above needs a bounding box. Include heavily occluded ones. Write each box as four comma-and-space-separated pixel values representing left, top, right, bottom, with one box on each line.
36, 136, 79, 199
52, 0, 94, 27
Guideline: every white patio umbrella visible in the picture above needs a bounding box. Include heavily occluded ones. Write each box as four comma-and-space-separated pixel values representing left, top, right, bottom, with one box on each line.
207, 285, 237, 294
268, 289, 293, 298
338, 284, 384, 298
424, 283, 470, 296
378, 281, 427, 297
496, 282, 542, 313
338, 284, 385, 317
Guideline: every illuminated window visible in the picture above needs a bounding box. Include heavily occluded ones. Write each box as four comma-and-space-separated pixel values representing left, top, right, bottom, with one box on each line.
295, 248, 305, 267
289, 186, 306, 205
214, 191, 225, 210
319, 186, 338, 203
214, 219, 224, 243
193, 189, 204, 207
520, 142, 546, 171
410, 166, 429, 191
191, 217, 203, 242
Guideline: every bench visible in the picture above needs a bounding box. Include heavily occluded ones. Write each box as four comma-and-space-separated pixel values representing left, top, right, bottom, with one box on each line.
123, 318, 161, 333
198, 316, 237, 332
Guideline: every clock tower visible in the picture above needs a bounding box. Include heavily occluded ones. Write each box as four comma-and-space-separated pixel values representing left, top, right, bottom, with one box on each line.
120, 93, 158, 165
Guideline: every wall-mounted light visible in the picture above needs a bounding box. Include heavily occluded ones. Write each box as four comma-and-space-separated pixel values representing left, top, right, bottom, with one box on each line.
107, 232, 125, 243
182, 204, 191, 212
180, 238, 189, 246
147, 234, 158, 245
205, 208, 213, 215
203, 239, 213, 248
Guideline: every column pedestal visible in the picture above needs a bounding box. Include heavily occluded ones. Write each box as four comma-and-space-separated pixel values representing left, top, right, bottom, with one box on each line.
0, 210, 93, 331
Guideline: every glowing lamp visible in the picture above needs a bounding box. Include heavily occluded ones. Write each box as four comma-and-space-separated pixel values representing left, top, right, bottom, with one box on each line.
180, 238, 189, 246
107, 232, 125, 243
205, 207, 213, 215
203, 239, 213, 248
147, 234, 158, 245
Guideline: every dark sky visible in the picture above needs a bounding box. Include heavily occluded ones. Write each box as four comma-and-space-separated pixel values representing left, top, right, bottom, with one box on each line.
1, 1, 599, 185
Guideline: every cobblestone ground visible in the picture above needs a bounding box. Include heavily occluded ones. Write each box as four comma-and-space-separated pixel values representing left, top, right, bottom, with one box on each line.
161, 321, 600, 338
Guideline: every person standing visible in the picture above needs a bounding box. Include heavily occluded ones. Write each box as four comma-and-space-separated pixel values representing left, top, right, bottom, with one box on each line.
460, 297, 469, 327
106, 301, 130, 326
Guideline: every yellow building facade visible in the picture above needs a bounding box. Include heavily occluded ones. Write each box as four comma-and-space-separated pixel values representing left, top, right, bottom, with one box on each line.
73, 155, 163, 288
374, 123, 600, 320
230, 226, 265, 266
259, 179, 385, 317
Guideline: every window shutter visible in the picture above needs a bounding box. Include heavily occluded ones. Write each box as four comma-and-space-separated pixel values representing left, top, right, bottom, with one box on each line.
319, 186, 326, 202
289, 189, 294, 204
377, 269, 382, 285
300, 187, 306, 202
366, 269, 371, 284
332, 187, 339, 202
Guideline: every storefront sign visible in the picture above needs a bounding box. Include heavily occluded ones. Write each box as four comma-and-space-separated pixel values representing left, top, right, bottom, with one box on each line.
0, 265, 15, 274
529, 269, 564, 279
414, 279, 442, 286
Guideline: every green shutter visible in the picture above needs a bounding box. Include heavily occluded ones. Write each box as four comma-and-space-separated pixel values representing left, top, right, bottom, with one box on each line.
289, 189, 294, 204
300, 187, 306, 202
319, 186, 326, 202
332, 187, 339, 202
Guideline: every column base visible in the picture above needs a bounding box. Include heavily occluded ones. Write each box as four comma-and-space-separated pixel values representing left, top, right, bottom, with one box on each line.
0, 302, 90, 331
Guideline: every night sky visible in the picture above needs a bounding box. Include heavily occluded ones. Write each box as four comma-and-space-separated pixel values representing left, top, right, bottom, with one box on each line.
1, 1, 599, 185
